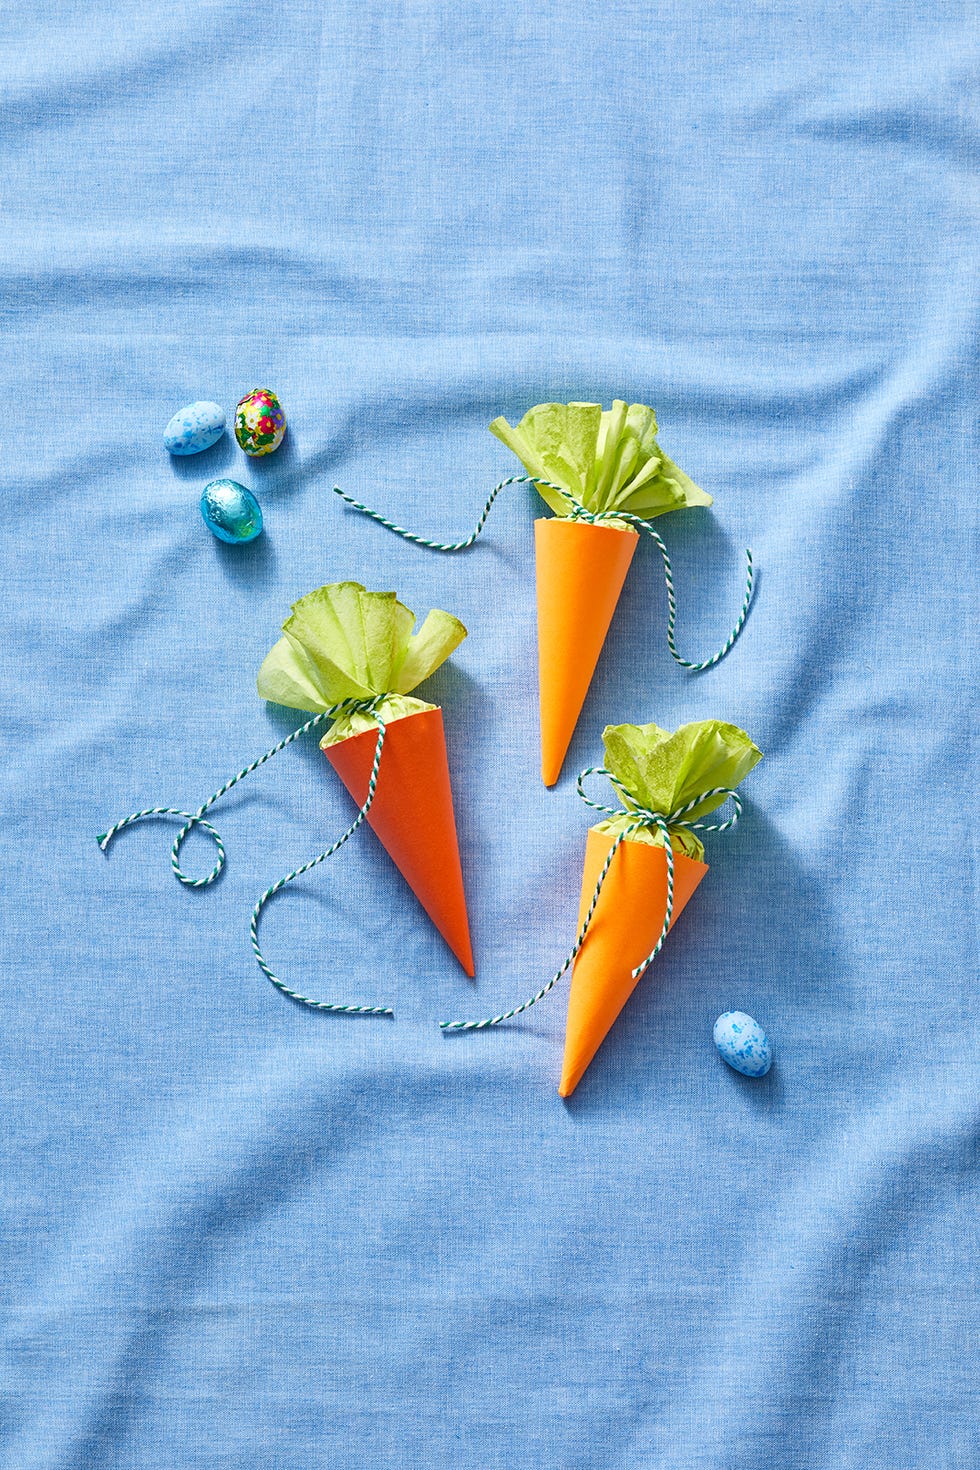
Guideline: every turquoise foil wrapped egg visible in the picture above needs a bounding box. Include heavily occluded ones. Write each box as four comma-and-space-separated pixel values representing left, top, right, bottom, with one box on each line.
713, 1012, 772, 1077
200, 479, 263, 544
235, 388, 286, 456
164, 401, 225, 455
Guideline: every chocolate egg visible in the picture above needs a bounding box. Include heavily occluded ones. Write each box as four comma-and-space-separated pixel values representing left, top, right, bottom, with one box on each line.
235, 388, 286, 456
200, 479, 263, 543
164, 401, 225, 456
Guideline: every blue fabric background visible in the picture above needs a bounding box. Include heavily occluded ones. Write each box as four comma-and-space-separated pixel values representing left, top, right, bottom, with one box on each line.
1, 3, 977, 1465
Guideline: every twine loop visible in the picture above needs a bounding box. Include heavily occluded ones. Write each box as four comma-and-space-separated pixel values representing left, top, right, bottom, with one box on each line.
334, 476, 754, 672
99, 694, 394, 1015
98, 696, 385, 886
439, 770, 741, 1031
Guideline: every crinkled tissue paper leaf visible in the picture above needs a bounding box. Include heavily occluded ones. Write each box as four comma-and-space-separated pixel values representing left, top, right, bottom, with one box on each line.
489, 400, 713, 522
595, 719, 763, 860
256, 582, 467, 743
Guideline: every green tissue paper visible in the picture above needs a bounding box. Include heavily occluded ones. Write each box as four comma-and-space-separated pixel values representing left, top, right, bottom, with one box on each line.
594, 719, 762, 860
256, 582, 467, 745
489, 400, 712, 523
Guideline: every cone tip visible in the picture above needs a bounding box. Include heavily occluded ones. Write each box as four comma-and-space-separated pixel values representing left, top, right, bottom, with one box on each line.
557, 1067, 581, 1099
452, 934, 476, 978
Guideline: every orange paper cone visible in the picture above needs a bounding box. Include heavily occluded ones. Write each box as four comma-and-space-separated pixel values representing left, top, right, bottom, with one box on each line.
535, 517, 638, 787
559, 828, 708, 1097
323, 707, 475, 976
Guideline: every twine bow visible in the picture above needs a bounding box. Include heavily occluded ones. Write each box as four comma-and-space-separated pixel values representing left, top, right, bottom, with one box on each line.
334, 476, 754, 672
98, 695, 395, 1015
439, 768, 742, 1030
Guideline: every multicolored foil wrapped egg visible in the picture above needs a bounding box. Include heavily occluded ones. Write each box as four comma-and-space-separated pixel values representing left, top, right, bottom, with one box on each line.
235, 388, 286, 456
164, 401, 226, 456
200, 479, 264, 544
713, 1012, 772, 1077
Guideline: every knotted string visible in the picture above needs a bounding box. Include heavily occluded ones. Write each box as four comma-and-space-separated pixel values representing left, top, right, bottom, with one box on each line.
98, 696, 384, 886
334, 477, 754, 671
439, 770, 742, 1030
249, 715, 394, 1016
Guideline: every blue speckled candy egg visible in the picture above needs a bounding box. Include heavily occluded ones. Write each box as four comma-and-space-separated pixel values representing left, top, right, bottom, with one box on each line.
164, 401, 225, 456
713, 1012, 772, 1077
200, 479, 263, 544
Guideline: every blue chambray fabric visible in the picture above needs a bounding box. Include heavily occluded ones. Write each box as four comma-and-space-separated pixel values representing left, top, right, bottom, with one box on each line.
0, 3, 977, 1466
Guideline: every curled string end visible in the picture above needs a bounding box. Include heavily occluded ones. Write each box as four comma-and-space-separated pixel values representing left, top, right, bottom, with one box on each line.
672, 538, 756, 672
100, 703, 371, 890
250, 716, 391, 1017
575, 507, 755, 672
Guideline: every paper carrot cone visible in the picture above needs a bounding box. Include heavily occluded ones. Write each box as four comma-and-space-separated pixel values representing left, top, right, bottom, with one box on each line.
536, 516, 638, 786
323, 706, 474, 976
254, 581, 475, 972
559, 829, 707, 1097
491, 402, 720, 785
100, 581, 474, 1015
440, 719, 761, 1086
557, 717, 763, 1095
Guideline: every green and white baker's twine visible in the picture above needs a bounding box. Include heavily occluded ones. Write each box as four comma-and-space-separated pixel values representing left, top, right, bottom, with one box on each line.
98, 697, 381, 884
334, 476, 754, 671
249, 716, 394, 1016
439, 772, 742, 1031
334, 473, 531, 551
99, 694, 395, 1015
